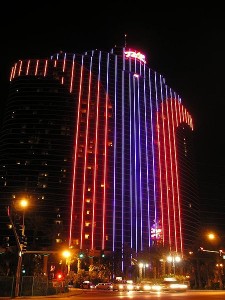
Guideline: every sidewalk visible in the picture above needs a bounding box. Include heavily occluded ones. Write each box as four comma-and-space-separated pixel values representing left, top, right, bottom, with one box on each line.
0, 288, 83, 299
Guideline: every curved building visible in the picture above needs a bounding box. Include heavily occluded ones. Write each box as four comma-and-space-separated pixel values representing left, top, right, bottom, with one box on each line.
0, 47, 199, 272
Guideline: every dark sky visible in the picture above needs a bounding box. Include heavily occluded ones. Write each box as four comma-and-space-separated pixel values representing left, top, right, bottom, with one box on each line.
1, 7, 225, 231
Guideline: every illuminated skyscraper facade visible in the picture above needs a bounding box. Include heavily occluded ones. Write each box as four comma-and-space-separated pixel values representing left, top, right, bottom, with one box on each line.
0, 47, 199, 270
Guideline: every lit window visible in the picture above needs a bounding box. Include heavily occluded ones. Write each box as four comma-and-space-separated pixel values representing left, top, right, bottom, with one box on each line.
85, 222, 90, 227
87, 210, 90, 215
85, 234, 89, 239
86, 199, 91, 203
88, 187, 91, 191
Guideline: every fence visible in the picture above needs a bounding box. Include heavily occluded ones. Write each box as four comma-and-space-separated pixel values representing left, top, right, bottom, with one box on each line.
0, 276, 68, 297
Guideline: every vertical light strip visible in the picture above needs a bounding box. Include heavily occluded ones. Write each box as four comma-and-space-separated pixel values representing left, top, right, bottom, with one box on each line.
175, 99, 183, 254
129, 73, 133, 248
26, 60, 30, 75
178, 101, 182, 124
35, 60, 39, 76
159, 76, 171, 250
133, 75, 138, 252
69, 55, 75, 93
102, 53, 109, 250
121, 60, 125, 271
136, 75, 143, 250
12, 63, 17, 79
143, 67, 151, 247
69, 57, 84, 247
80, 57, 93, 248
170, 95, 181, 252
44, 60, 48, 77
9, 65, 16, 81
113, 56, 118, 252
91, 52, 101, 250
18, 61, 22, 76
170, 94, 185, 254
62, 53, 66, 72
61, 53, 67, 84
164, 86, 177, 252
174, 96, 179, 127
148, 69, 157, 247
155, 72, 164, 245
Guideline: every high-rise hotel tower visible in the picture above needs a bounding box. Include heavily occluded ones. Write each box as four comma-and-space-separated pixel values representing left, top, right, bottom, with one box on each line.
0, 47, 199, 269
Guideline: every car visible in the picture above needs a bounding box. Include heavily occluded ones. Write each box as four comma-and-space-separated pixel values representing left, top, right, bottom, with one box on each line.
159, 278, 188, 292
81, 281, 95, 289
112, 280, 134, 291
95, 282, 113, 290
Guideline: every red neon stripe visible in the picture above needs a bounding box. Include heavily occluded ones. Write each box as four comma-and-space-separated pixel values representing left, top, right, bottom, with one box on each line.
69, 60, 75, 93
69, 65, 84, 246
10, 67, 14, 81
170, 99, 180, 252
80, 67, 92, 248
178, 102, 182, 124
91, 78, 100, 249
165, 100, 178, 252
160, 100, 172, 249
18, 61, 22, 76
13, 63, 17, 79
44, 60, 48, 77
174, 99, 178, 127
156, 112, 165, 245
35, 60, 39, 76
63, 55, 66, 72
26, 60, 30, 75
102, 93, 109, 250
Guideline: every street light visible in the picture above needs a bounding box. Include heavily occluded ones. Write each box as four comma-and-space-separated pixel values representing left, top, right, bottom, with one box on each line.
62, 250, 71, 275
14, 198, 29, 297
167, 254, 181, 275
139, 262, 149, 279
20, 198, 28, 236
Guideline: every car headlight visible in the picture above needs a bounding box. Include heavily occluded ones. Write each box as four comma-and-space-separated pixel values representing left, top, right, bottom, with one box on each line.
143, 284, 152, 290
151, 285, 162, 291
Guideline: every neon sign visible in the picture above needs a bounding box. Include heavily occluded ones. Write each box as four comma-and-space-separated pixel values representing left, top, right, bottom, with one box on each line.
124, 50, 146, 64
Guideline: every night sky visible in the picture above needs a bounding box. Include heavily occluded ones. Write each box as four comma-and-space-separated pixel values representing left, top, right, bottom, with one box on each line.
1, 7, 225, 233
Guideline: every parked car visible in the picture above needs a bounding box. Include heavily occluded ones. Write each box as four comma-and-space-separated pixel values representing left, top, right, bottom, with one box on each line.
95, 282, 113, 290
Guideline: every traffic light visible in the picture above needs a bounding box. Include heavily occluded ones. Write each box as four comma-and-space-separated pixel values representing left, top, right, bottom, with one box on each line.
20, 235, 27, 252
56, 272, 63, 280
79, 252, 84, 259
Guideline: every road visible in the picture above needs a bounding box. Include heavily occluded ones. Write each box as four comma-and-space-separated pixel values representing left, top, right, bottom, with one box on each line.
22, 289, 225, 300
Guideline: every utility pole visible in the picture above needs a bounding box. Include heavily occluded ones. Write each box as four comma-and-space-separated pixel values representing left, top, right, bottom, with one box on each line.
7, 206, 23, 297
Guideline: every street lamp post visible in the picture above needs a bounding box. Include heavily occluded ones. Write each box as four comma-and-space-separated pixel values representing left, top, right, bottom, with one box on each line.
139, 262, 149, 280
20, 199, 28, 236
62, 250, 71, 275
167, 254, 181, 275
14, 198, 28, 297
